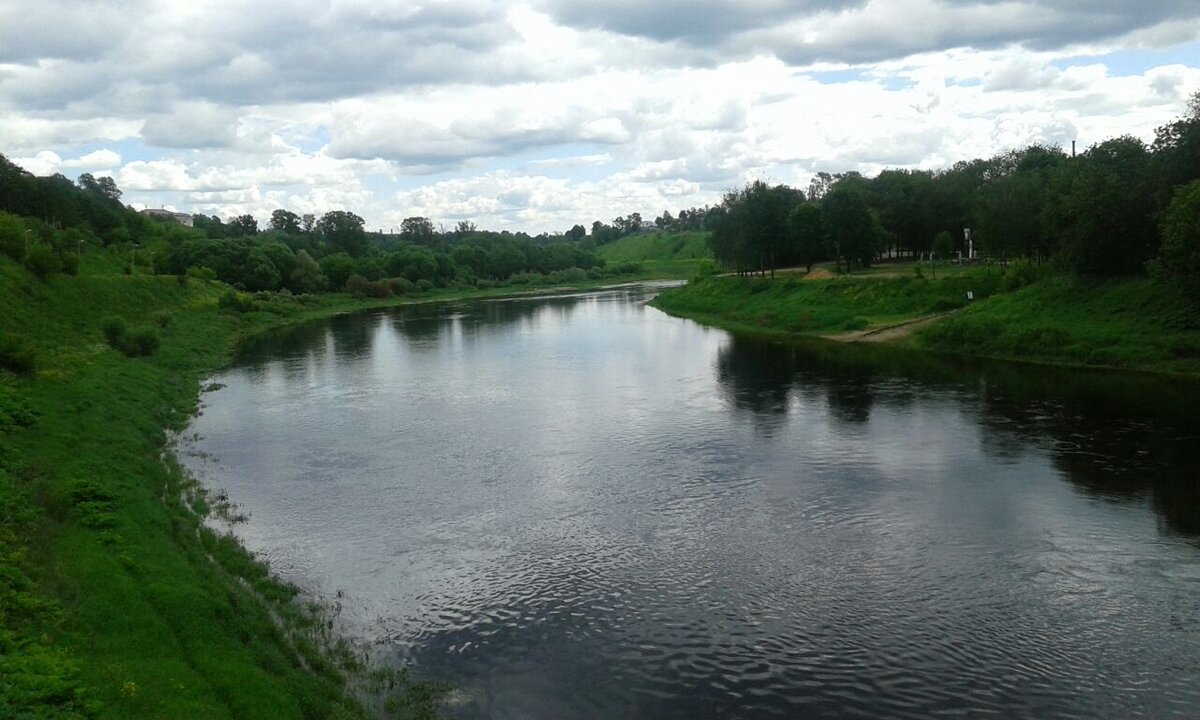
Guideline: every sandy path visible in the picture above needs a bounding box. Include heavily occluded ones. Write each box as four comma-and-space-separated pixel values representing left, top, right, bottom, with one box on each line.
823, 311, 957, 343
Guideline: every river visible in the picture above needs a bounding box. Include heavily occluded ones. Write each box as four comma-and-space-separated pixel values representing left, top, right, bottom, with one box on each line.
179, 283, 1200, 719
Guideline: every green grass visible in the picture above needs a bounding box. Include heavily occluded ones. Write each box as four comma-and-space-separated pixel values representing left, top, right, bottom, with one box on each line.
652, 269, 1200, 376
0, 255, 445, 719
913, 274, 1200, 375
652, 271, 1002, 337
595, 231, 711, 278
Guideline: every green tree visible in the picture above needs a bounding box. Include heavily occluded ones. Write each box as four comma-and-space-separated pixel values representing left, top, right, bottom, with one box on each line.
1044, 136, 1156, 275
707, 180, 801, 275
565, 224, 586, 242
269, 209, 302, 234
385, 245, 439, 281
317, 211, 368, 256
289, 249, 327, 293
228, 214, 259, 236
789, 203, 826, 273
400, 216, 436, 246
823, 186, 883, 270
1152, 90, 1200, 204
76, 173, 122, 205
0, 211, 28, 259
318, 252, 358, 289
1152, 179, 1200, 302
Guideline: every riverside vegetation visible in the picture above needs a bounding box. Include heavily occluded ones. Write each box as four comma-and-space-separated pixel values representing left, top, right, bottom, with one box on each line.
2, 93, 1199, 717
0, 251, 458, 718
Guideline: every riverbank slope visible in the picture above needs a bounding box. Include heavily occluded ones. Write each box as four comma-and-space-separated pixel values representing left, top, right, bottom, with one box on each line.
0, 255, 446, 718
650, 272, 1200, 376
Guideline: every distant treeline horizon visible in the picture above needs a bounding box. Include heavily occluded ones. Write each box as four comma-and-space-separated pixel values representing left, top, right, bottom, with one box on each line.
2, 91, 1197, 299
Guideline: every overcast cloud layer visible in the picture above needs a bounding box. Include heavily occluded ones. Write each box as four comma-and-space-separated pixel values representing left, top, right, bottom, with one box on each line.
2, 0, 1198, 233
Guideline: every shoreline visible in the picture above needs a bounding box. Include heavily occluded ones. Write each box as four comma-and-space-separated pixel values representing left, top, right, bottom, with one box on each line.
649, 275, 1200, 379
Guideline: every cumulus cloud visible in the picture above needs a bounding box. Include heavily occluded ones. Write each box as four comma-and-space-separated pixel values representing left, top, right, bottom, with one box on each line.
141, 102, 240, 149
2, 0, 1198, 233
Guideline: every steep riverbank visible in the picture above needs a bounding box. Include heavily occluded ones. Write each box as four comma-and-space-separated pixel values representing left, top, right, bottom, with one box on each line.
650, 272, 1200, 376
0, 256, 475, 718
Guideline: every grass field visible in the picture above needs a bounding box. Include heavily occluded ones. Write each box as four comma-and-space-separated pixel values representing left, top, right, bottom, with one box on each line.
912, 274, 1200, 374
652, 270, 1003, 336
651, 268, 1200, 376
595, 231, 711, 278
0, 254, 445, 719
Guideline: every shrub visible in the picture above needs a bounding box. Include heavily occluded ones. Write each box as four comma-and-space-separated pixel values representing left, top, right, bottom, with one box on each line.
99, 317, 159, 357
388, 277, 415, 295
124, 327, 161, 356
415, 278, 434, 292
101, 316, 128, 348
587, 266, 604, 279
549, 267, 587, 283
186, 265, 217, 281
0, 212, 26, 259
24, 245, 62, 278
152, 311, 173, 328
365, 280, 392, 298
344, 274, 369, 296
693, 260, 717, 279
0, 336, 37, 375
218, 290, 258, 313
60, 252, 79, 276
1003, 259, 1043, 291
508, 272, 543, 285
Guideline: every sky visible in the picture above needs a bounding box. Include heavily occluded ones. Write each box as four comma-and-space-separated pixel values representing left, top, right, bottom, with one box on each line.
2, 1, 1198, 235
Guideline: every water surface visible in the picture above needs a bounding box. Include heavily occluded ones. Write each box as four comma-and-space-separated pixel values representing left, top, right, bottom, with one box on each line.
181, 285, 1200, 719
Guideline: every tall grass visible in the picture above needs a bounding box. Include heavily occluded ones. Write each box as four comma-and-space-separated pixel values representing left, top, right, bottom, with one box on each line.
0, 255, 441, 719
652, 271, 1002, 336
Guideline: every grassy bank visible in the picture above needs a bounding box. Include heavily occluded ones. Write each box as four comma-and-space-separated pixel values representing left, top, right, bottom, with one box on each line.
595, 231, 710, 278
652, 270, 1003, 336
0, 255, 448, 718
650, 269, 1200, 376
912, 274, 1200, 375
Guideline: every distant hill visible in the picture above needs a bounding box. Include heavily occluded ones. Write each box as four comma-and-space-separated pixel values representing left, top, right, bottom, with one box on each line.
595, 230, 711, 265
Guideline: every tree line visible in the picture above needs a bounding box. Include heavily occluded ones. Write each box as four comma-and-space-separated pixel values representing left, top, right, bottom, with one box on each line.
0, 159, 645, 294
705, 93, 1200, 295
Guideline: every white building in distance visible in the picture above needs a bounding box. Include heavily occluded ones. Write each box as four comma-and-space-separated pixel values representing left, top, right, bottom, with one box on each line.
140, 208, 193, 227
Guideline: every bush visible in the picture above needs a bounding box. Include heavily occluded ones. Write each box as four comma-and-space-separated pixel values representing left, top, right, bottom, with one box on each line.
124, 327, 161, 356
508, 272, 543, 285
345, 274, 369, 296
0, 336, 37, 375
101, 316, 128, 347
548, 267, 588, 283
365, 280, 392, 298
388, 277, 415, 295
60, 252, 79, 276
24, 245, 62, 278
186, 265, 217, 281
1003, 259, 1044, 291
99, 317, 159, 357
693, 260, 717, 279
0, 212, 26, 259
218, 290, 258, 313
152, 311, 173, 328
415, 278, 435, 293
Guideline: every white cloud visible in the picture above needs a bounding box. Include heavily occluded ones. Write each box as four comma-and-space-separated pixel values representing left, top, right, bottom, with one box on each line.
1, 0, 1198, 233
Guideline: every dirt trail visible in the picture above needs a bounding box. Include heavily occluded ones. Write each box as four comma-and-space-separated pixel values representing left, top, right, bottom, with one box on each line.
823, 311, 957, 344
